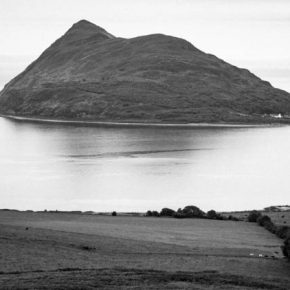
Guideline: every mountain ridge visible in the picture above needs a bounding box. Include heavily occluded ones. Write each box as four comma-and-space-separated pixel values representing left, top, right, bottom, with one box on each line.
1, 19, 290, 124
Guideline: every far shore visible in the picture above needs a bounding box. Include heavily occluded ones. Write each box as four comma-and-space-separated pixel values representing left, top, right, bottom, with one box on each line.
0, 114, 279, 128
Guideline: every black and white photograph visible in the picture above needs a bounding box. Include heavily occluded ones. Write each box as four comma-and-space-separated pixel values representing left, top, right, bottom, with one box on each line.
0, 0, 289, 289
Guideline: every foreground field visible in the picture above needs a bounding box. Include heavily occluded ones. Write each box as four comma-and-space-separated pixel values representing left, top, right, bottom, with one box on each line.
0, 211, 289, 289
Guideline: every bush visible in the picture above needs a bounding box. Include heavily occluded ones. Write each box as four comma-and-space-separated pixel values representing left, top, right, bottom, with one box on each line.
264, 220, 276, 234
247, 210, 262, 222
112, 211, 117, 216
160, 208, 176, 217
173, 212, 186, 219
256, 215, 277, 234
206, 210, 224, 220
215, 214, 224, 220
145, 210, 160, 217
228, 215, 239, 221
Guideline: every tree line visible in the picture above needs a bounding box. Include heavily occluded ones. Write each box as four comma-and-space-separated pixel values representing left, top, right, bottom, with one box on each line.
145, 205, 239, 221
247, 211, 290, 259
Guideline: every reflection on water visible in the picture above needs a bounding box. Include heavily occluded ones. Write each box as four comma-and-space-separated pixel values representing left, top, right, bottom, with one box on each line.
0, 117, 290, 212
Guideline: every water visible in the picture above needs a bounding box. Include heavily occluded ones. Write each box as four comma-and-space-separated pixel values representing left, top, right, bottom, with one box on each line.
0, 117, 290, 212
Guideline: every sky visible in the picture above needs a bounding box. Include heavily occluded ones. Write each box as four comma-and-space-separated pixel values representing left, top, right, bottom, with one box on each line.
0, 0, 289, 91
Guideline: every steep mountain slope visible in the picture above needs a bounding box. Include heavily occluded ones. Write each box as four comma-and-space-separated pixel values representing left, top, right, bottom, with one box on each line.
1, 19, 290, 123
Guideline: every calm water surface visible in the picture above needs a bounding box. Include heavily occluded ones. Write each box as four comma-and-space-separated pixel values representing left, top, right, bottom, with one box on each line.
0, 117, 290, 212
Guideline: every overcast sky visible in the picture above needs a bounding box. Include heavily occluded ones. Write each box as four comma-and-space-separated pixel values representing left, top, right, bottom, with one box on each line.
0, 0, 289, 91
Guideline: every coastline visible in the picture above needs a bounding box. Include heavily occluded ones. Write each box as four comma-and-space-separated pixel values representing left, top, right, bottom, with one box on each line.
0, 114, 276, 128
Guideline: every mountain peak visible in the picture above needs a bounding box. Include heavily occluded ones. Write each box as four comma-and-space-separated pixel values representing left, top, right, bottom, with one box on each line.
71, 19, 103, 31
66, 19, 115, 40
74, 19, 95, 25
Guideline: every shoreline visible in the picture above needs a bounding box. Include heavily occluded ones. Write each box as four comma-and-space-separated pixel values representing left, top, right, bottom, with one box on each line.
0, 114, 277, 128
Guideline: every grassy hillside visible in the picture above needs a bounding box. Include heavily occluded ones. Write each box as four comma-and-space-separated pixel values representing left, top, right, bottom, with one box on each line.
1, 20, 290, 123
0, 211, 289, 289
224, 210, 290, 226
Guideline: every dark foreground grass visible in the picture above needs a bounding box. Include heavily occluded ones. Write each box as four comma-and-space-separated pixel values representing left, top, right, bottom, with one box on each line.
0, 268, 289, 290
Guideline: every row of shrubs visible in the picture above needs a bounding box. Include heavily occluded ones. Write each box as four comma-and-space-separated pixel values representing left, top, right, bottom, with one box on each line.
247, 211, 290, 259
146, 205, 239, 221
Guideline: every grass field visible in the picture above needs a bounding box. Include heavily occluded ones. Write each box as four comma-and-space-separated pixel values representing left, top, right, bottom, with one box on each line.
0, 210, 289, 289
224, 211, 290, 226
265, 211, 290, 226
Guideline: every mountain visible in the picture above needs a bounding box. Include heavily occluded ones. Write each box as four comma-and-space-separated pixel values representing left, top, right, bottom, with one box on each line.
1, 19, 290, 123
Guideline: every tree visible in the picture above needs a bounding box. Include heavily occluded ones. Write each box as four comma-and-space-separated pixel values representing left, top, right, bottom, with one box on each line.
112, 211, 117, 216
276, 226, 290, 239
282, 237, 290, 259
160, 208, 175, 217
257, 215, 271, 226
182, 205, 205, 218
207, 210, 218, 219
257, 215, 276, 234
247, 210, 261, 222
